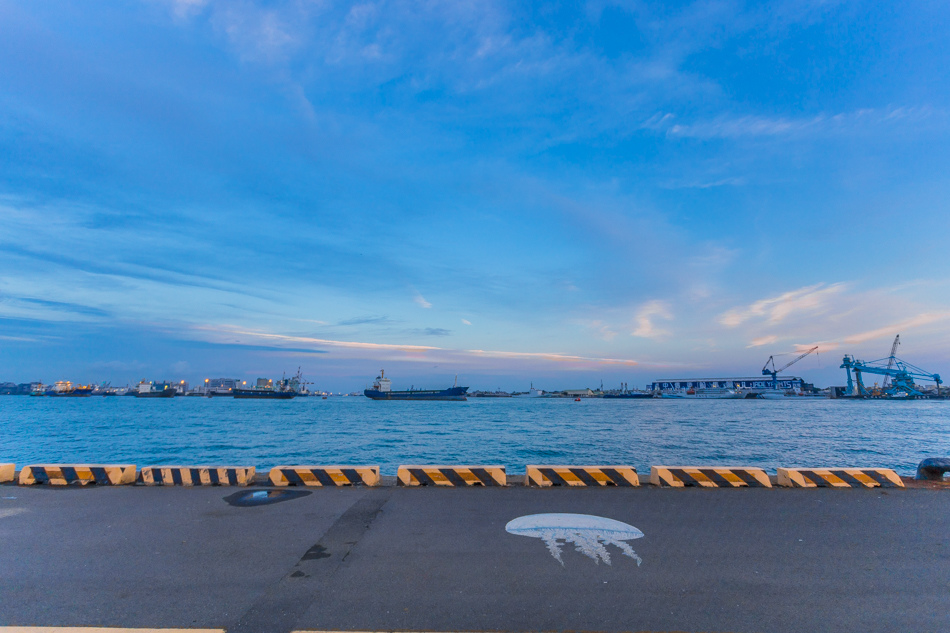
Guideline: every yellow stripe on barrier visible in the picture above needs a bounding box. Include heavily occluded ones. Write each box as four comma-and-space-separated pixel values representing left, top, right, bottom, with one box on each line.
18, 465, 137, 486
777, 467, 904, 488
139, 466, 255, 486
650, 466, 772, 488
0, 463, 14, 483
269, 466, 380, 486
397, 465, 506, 486
525, 465, 639, 487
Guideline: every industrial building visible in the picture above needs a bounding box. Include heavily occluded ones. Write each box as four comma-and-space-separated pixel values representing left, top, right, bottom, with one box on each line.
649, 377, 809, 393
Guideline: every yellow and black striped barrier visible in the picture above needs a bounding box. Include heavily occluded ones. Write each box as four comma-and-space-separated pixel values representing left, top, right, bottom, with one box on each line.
651, 466, 772, 488
0, 463, 14, 483
269, 465, 380, 486
526, 465, 640, 487
397, 465, 506, 486
18, 464, 137, 486
139, 466, 255, 486
777, 467, 904, 488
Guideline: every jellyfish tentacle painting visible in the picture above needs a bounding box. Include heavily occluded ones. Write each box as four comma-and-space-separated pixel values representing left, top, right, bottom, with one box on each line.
505, 513, 644, 567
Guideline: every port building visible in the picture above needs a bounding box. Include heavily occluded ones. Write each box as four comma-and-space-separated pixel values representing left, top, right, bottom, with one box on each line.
650, 377, 808, 392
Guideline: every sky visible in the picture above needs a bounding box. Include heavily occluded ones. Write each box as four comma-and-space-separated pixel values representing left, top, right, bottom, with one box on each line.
1, 0, 949, 391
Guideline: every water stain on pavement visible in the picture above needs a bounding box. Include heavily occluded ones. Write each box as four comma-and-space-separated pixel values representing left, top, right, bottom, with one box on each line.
223, 489, 312, 507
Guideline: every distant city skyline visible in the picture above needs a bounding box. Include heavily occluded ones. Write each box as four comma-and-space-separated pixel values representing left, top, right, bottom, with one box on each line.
2, 1, 949, 392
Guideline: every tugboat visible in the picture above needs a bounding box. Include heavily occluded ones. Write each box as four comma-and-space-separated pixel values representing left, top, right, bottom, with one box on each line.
134, 381, 176, 398
363, 370, 468, 401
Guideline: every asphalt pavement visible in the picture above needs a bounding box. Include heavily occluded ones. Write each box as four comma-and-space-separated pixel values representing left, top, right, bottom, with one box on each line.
1, 483, 948, 633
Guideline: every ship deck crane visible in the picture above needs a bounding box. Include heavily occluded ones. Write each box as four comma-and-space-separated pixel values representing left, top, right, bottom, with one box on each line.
762, 346, 819, 390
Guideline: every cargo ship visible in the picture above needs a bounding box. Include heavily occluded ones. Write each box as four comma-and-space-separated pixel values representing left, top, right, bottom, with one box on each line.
233, 370, 305, 399
134, 381, 176, 398
363, 370, 468, 401
46, 381, 94, 397
233, 387, 296, 399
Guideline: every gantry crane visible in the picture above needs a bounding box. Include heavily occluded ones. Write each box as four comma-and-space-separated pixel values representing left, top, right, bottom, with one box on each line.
762, 346, 819, 390
840, 334, 942, 398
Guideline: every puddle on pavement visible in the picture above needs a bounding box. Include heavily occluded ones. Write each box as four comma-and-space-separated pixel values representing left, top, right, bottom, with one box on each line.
224, 489, 312, 507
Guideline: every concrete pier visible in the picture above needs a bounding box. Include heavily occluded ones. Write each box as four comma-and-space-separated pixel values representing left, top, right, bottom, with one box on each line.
1, 483, 948, 633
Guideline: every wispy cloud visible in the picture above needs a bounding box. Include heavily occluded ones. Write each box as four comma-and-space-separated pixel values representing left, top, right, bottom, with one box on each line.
337, 315, 394, 326
747, 335, 778, 348
192, 325, 637, 367
842, 313, 950, 346
412, 291, 432, 309
162, 0, 210, 20
720, 283, 846, 327
632, 300, 673, 339
586, 320, 617, 341
660, 107, 940, 140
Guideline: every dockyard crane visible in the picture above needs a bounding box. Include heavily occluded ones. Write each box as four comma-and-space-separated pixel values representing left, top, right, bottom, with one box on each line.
840, 345, 941, 398
881, 335, 900, 390
762, 346, 819, 390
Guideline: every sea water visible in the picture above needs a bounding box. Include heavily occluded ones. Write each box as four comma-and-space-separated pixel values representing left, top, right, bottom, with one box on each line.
1, 396, 948, 475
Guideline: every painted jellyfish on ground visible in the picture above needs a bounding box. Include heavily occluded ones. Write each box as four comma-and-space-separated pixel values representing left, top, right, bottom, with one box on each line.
505, 513, 644, 566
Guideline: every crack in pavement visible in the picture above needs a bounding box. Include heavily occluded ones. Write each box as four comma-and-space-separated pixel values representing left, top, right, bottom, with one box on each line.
228, 487, 392, 633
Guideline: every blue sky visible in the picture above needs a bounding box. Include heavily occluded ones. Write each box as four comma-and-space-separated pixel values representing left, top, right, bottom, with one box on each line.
1, 0, 949, 391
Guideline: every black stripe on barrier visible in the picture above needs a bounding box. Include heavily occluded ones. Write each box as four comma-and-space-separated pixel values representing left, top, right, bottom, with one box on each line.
152, 468, 164, 484
172, 469, 183, 486
602, 468, 633, 487
864, 470, 899, 487
799, 471, 830, 487
190, 469, 202, 485
408, 468, 436, 486
90, 467, 110, 485
471, 468, 500, 486
313, 469, 336, 486
539, 468, 568, 486
282, 469, 305, 486
341, 469, 363, 485
61, 466, 79, 484
698, 469, 732, 487
734, 469, 765, 487
33, 467, 50, 484
570, 468, 602, 486
208, 469, 220, 485
830, 470, 866, 488
227, 469, 238, 485
669, 468, 699, 486
441, 469, 469, 486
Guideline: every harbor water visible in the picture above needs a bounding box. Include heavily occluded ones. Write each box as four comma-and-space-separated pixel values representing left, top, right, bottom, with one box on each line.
2, 397, 948, 476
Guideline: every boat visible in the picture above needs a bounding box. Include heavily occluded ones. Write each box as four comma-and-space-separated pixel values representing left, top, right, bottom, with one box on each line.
134, 381, 176, 398
514, 383, 545, 398
46, 381, 94, 397
233, 369, 309, 399
603, 392, 655, 399
363, 370, 468, 401
233, 388, 296, 399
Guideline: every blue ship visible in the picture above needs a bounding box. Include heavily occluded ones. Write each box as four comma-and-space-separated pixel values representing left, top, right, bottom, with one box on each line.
364, 370, 468, 401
